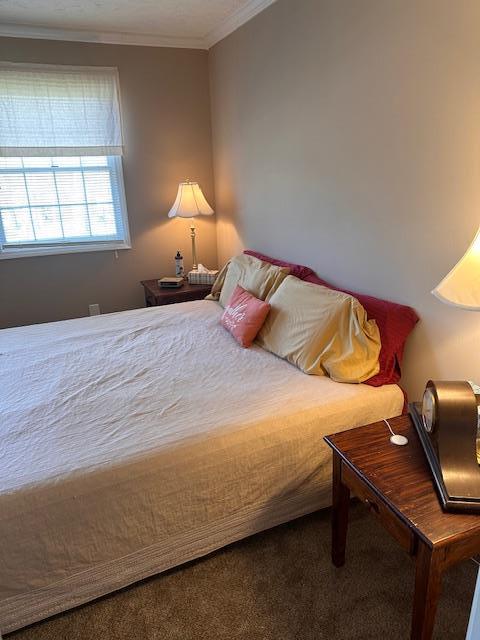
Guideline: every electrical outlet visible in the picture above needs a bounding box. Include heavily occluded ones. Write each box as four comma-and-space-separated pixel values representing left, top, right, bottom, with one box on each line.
89, 304, 100, 316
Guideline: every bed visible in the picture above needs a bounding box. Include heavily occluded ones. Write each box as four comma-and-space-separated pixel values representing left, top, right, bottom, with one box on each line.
0, 299, 404, 633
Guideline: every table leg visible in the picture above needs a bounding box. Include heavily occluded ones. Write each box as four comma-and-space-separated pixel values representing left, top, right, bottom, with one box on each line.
411, 539, 443, 640
332, 452, 350, 567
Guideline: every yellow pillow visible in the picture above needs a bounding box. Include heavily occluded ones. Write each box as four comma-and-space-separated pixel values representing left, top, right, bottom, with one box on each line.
256, 275, 381, 383
206, 254, 289, 308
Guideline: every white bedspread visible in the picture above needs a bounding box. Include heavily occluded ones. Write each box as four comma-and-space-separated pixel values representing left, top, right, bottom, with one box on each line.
0, 300, 403, 632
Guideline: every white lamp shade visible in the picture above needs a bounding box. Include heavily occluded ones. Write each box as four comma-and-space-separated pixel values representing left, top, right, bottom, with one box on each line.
167, 181, 214, 219
432, 226, 480, 310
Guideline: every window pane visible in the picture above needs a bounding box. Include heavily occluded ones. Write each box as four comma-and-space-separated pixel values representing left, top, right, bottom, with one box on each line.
31, 206, 63, 240
61, 205, 90, 237
0, 174, 28, 207
51, 157, 81, 168
55, 172, 85, 205
26, 173, 58, 206
1, 208, 35, 242
81, 156, 108, 167
88, 203, 116, 236
0, 158, 22, 169
22, 157, 53, 168
84, 171, 112, 203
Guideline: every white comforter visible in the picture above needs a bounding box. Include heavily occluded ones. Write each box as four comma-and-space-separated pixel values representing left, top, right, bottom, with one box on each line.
0, 300, 403, 632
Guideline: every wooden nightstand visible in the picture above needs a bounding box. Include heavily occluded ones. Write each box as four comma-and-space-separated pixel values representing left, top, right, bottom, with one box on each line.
140, 279, 212, 307
325, 415, 480, 640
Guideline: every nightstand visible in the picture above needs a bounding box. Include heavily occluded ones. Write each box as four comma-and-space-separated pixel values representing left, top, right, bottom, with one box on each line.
324, 415, 480, 640
140, 279, 212, 307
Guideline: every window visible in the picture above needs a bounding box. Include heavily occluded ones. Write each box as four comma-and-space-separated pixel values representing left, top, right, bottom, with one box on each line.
0, 156, 129, 256
0, 63, 130, 258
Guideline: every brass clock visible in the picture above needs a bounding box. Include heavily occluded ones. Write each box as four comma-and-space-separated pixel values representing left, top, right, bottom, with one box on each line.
409, 380, 480, 513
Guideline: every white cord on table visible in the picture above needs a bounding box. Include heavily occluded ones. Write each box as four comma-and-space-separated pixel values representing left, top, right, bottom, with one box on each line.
383, 418, 396, 437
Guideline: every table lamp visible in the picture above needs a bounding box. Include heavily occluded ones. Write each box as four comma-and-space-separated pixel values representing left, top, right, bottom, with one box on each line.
167, 180, 214, 271
433, 225, 480, 309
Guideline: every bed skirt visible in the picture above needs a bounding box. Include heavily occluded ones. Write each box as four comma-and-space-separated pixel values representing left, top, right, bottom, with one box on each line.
0, 486, 329, 634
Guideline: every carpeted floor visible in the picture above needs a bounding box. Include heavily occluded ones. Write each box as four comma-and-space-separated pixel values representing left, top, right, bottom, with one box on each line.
8, 502, 476, 640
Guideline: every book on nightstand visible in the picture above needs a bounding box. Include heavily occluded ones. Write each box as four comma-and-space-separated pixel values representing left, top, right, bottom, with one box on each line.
157, 277, 184, 289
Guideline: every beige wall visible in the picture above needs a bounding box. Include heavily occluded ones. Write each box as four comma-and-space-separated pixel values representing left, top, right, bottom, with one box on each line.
209, 0, 480, 399
0, 37, 217, 328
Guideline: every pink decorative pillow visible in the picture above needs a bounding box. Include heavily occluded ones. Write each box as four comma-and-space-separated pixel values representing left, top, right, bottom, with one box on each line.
221, 285, 271, 348
243, 250, 314, 280
304, 274, 419, 386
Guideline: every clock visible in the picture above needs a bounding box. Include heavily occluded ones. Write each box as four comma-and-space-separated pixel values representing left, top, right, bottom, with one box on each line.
421, 385, 436, 433
409, 380, 480, 513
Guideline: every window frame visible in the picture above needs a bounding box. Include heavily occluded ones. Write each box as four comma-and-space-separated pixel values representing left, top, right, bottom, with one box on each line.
0, 155, 131, 260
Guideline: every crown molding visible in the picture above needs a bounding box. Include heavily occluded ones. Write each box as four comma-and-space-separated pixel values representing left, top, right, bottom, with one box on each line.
0, 0, 278, 50
0, 22, 207, 50
205, 0, 277, 48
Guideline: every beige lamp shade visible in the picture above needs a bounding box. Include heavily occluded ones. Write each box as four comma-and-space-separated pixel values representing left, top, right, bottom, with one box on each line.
167, 181, 214, 219
433, 226, 480, 310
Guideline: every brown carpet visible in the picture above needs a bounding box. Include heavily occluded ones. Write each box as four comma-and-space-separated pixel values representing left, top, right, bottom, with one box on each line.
8, 503, 476, 640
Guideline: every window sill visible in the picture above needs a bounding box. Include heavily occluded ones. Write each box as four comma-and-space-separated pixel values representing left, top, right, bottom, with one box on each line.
0, 241, 131, 260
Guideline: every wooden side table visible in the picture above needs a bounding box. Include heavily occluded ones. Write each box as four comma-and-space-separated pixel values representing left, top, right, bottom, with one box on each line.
140, 279, 212, 307
325, 415, 480, 640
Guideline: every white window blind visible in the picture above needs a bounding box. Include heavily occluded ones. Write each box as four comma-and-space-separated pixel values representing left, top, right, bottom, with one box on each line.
0, 62, 123, 157
0, 63, 130, 258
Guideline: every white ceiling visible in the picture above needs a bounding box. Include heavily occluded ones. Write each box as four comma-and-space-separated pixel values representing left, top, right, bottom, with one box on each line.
0, 0, 276, 49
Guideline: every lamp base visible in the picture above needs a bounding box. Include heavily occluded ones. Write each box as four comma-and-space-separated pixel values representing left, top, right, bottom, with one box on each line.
190, 224, 197, 271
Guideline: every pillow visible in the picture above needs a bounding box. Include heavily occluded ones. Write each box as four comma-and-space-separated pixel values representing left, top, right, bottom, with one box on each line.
220, 285, 271, 348
257, 276, 381, 383
304, 274, 419, 386
247, 251, 418, 386
205, 260, 230, 302
206, 254, 289, 308
243, 250, 314, 280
